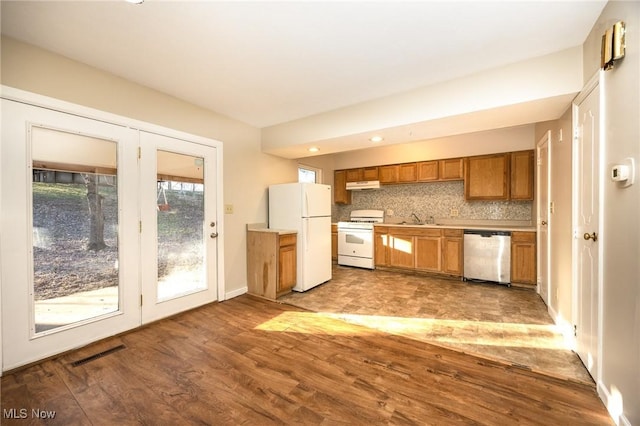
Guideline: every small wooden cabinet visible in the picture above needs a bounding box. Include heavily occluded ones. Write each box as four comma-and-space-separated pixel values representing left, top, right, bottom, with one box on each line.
511, 231, 536, 286
362, 167, 379, 181
333, 170, 351, 205
510, 150, 535, 200
398, 163, 417, 182
374, 226, 390, 267
441, 229, 463, 275
439, 158, 464, 181
379, 165, 399, 184
464, 153, 510, 200
414, 229, 442, 272
331, 224, 338, 261
247, 229, 297, 300
417, 161, 439, 181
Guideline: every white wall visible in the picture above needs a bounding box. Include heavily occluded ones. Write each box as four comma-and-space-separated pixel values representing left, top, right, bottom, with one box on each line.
0, 36, 298, 298
582, 2, 640, 424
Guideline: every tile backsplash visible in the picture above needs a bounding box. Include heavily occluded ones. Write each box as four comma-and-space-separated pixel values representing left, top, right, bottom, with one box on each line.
333, 181, 532, 222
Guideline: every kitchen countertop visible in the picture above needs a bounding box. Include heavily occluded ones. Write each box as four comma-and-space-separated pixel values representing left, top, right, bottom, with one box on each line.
376, 223, 536, 232
246, 223, 297, 235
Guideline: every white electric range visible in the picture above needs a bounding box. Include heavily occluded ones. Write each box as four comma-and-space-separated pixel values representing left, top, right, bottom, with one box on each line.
337, 210, 385, 269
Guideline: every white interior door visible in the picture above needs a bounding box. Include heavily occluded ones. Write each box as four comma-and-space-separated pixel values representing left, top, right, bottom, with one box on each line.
1, 99, 140, 371
537, 131, 550, 305
573, 73, 601, 379
139, 132, 219, 324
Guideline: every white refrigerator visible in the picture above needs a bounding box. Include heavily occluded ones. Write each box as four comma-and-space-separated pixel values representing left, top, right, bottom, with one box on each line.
268, 183, 332, 292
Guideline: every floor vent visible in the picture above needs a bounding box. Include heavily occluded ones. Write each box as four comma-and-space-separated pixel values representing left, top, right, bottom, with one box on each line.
71, 344, 126, 367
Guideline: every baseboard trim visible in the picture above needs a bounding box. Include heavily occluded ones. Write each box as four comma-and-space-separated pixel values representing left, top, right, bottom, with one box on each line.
597, 380, 632, 426
225, 286, 247, 300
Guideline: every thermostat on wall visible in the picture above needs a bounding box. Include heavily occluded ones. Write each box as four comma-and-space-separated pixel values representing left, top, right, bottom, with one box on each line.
611, 158, 635, 188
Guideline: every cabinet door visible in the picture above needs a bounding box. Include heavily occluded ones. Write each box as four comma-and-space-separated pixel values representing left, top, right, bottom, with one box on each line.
334, 170, 351, 204
278, 243, 297, 293
345, 168, 364, 182
374, 228, 389, 267
511, 232, 536, 285
398, 163, 417, 182
379, 165, 399, 184
464, 154, 510, 200
439, 158, 464, 180
362, 167, 379, 180
331, 224, 338, 261
417, 161, 439, 181
389, 233, 415, 268
415, 236, 441, 272
511, 150, 534, 200
442, 237, 463, 275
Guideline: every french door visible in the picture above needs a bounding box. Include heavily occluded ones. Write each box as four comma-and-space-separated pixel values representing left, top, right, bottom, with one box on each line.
1, 96, 221, 371
1, 99, 140, 370
139, 132, 218, 324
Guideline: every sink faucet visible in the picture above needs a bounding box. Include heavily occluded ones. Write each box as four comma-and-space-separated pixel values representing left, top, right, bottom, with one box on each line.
411, 212, 422, 224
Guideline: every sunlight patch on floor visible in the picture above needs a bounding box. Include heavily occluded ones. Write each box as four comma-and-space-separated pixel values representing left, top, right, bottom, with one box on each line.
255, 310, 569, 350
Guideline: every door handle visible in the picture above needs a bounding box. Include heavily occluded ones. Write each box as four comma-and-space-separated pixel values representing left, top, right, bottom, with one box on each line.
583, 232, 598, 242
210, 232, 218, 239
541, 220, 548, 225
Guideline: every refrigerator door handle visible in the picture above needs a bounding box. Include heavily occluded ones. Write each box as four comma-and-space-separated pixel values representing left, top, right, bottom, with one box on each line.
305, 219, 309, 251
304, 191, 309, 218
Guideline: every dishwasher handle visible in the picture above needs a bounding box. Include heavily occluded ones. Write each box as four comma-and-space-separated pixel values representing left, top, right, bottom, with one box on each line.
464, 229, 511, 237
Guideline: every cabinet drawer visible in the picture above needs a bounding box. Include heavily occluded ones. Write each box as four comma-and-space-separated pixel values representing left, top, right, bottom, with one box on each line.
511, 231, 535, 243
279, 233, 297, 247
412, 228, 442, 238
443, 229, 463, 237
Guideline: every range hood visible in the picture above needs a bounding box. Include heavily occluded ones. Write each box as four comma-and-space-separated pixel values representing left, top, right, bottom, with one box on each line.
346, 180, 381, 190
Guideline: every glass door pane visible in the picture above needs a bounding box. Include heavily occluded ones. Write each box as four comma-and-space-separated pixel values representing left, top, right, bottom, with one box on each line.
31, 127, 119, 334
140, 131, 218, 324
156, 151, 206, 302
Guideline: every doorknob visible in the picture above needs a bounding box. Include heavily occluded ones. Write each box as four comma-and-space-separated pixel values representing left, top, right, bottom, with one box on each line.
541, 220, 548, 225
583, 232, 598, 242
210, 232, 218, 239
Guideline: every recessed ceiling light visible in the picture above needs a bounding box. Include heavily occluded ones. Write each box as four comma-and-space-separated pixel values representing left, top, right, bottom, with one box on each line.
126, 0, 144, 4
308, 147, 319, 153
370, 136, 384, 143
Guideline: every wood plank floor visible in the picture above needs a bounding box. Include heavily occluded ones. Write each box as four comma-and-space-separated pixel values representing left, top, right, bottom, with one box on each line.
2, 295, 611, 425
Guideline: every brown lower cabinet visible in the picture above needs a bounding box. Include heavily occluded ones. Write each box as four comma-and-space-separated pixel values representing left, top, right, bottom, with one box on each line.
511, 231, 536, 286
375, 226, 463, 277
247, 230, 297, 300
331, 224, 338, 261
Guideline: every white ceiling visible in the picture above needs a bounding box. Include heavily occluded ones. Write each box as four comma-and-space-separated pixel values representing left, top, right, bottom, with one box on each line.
2, 1, 606, 156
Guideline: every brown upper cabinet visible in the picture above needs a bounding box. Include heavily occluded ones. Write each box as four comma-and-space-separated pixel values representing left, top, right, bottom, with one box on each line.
398, 163, 417, 182
379, 165, 399, 184
464, 153, 510, 200
333, 170, 351, 204
510, 150, 534, 200
417, 161, 439, 181
439, 158, 464, 181
345, 166, 379, 182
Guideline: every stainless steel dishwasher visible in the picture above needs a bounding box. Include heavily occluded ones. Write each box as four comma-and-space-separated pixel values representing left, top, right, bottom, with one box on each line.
463, 230, 511, 285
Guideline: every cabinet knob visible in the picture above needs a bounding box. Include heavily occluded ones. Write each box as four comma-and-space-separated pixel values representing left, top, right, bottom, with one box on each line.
583, 232, 598, 242
210, 232, 218, 239
541, 220, 547, 225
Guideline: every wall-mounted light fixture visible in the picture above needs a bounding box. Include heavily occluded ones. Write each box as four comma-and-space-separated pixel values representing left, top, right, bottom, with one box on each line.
601, 21, 625, 70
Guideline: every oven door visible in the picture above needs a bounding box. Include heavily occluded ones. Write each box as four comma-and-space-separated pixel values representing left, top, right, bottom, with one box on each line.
338, 227, 374, 258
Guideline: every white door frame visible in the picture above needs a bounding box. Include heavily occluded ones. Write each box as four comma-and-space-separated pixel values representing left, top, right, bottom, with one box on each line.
571, 71, 604, 381
0, 86, 225, 372
536, 131, 551, 305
